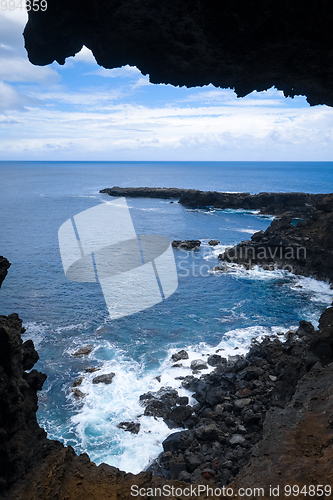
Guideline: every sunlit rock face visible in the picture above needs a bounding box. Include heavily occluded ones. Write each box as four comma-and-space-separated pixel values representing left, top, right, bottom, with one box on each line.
23, 0, 333, 106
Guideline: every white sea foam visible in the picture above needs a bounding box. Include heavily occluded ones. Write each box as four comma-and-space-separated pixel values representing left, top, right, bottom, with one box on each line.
22, 321, 46, 349
235, 228, 258, 234
68, 322, 290, 473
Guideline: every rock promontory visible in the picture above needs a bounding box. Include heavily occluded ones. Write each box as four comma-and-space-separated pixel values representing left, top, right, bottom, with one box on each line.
100, 187, 326, 217
218, 193, 333, 283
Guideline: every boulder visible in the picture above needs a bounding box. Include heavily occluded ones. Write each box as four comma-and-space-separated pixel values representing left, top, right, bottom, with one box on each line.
92, 372, 115, 384
168, 405, 193, 424
171, 350, 189, 361
190, 359, 208, 371
117, 422, 140, 434
73, 345, 93, 356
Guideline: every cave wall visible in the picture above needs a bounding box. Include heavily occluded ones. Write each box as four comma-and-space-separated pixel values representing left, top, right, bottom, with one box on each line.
23, 0, 333, 106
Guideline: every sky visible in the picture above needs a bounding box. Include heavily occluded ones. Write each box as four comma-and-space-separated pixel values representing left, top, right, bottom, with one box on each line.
1, 9, 333, 161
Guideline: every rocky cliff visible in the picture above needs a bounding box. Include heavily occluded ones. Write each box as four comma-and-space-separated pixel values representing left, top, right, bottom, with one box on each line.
218, 193, 333, 283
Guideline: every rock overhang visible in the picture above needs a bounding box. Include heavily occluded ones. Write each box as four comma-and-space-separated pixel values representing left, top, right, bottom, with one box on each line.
23, 0, 333, 106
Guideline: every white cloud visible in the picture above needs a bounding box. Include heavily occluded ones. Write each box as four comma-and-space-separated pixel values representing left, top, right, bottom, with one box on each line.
0, 57, 60, 83
72, 46, 97, 64
1, 100, 333, 160
85, 65, 144, 78
0, 11, 27, 56
0, 80, 35, 110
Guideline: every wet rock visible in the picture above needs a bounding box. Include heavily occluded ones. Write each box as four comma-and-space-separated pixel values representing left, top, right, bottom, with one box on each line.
168, 405, 193, 424
190, 359, 208, 371
0, 255, 10, 287
72, 377, 84, 387
181, 375, 198, 391
172, 240, 201, 250
176, 396, 189, 405
207, 354, 224, 366
208, 240, 220, 246
84, 367, 100, 373
92, 372, 115, 384
73, 345, 93, 356
140, 387, 179, 418
144, 399, 168, 418
171, 350, 189, 361
297, 320, 315, 337
22, 339, 39, 371
117, 422, 140, 434
73, 389, 85, 398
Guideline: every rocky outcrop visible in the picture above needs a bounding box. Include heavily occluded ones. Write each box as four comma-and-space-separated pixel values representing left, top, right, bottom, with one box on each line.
100, 187, 188, 199
218, 193, 333, 283
172, 240, 201, 250
0, 257, 10, 288
146, 309, 333, 485
101, 187, 326, 217
24, 1, 333, 106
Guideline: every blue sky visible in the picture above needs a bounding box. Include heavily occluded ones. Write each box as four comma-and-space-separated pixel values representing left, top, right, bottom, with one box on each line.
1, 9, 333, 161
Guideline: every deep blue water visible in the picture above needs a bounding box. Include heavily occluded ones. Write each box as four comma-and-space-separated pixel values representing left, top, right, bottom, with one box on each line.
1, 161, 333, 472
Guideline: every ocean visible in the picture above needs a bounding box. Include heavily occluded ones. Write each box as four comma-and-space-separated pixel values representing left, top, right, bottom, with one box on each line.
1, 161, 333, 473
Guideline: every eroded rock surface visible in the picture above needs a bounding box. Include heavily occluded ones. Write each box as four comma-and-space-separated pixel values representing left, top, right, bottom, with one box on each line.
24, 1, 333, 106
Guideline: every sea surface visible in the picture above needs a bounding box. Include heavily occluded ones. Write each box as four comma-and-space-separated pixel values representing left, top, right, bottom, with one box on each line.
1, 161, 333, 473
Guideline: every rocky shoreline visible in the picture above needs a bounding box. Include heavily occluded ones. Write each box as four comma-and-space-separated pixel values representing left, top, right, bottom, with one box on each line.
142, 314, 333, 485
1, 188, 333, 498
100, 186, 326, 217
218, 193, 333, 284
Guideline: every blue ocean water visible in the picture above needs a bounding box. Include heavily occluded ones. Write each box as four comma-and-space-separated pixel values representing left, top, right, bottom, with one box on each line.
1, 161, 333, 472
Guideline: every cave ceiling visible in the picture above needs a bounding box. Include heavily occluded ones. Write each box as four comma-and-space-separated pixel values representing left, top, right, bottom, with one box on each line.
23, 0, 333, 106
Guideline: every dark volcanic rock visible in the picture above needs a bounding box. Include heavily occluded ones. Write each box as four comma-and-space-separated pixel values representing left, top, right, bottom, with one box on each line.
0, 312, 49, 491
218, 194, 333, 283
101, 187, 325, 217
172, 240, 201, 250
73, 345, 93, 356
0, 256, 10, 288
149, 307, 333, 484
1, 259, 333, 497
92, 372, 115, 384
117, 421, 141, 434
171, 350, 189, 362
24, 1, 333, 107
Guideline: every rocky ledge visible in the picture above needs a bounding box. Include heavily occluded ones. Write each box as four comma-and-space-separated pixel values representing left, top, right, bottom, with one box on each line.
100, 186, 326, 217
218, 193, 333, 283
